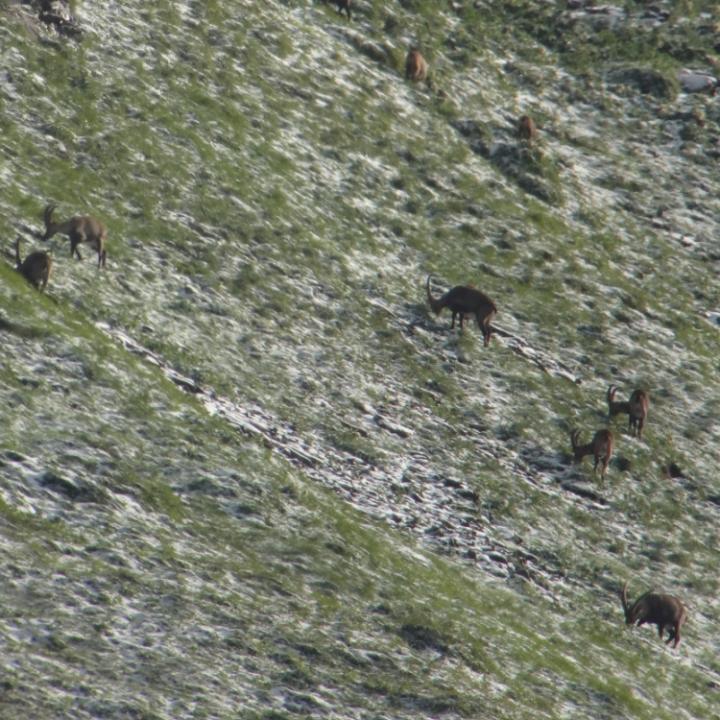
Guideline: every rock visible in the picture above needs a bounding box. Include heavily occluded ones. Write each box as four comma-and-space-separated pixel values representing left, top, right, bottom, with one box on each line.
38, 471, 103, 502
398, 623, 448, 653
607, 67, 678, 99
678, 69, 717, 94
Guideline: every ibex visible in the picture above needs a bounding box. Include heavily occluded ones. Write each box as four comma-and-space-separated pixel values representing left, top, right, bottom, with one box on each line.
607, 385, 649, 438
405, 48, 428, 82
518, 115, 538, 144
42, 204, 107, 268
426, 275, 497, 346
620, 581, 687, 648
570, 428, 613, 478
14, 236, 52, 291
333, 0, 351, 19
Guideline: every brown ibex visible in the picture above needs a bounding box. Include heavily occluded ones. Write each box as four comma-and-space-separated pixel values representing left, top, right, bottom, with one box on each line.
426, 276, 497, 346
518, 115, 538, 145
570, 428, 613, 478
42, 204, 107, 268
607, 385, 649, 438
15, 236, 52, 291
405, 48, 428, 82
620, 581, 687, 648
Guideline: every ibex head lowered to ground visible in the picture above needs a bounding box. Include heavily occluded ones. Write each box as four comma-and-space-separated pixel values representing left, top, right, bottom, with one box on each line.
570, 428, 613, 478
15, 236, 52, 291
405, 48, 428, 82
620, 581, 687, 648
426, 275, 497, 346
42, 204, 107, 268
607, 385, 649, 438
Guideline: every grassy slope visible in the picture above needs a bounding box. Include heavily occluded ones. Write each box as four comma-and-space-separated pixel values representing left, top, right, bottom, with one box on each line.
2, 1, 720, 718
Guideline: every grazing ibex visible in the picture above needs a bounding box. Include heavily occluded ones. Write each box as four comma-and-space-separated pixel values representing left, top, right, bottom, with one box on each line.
42, 204, 107, 268
15, 236, 52, 291
426, 276, 497, 346
570, 429, 613, 478
607, 385, 649, 438
620, 581, 687, 648
517, 115, 538, 144
405, 48, 428, 82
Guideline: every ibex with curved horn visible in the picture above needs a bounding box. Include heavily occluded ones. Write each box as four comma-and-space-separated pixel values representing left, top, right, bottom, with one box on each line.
607, 385, 649, 438
570, 429, 613, 478
620, 581, 687, 648
42, 204, 107, 268
15, 236, 52, 291
426, 276, 497, 346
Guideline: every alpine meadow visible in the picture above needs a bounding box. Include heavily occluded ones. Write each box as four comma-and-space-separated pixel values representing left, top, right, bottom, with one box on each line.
2, 1, 720, 718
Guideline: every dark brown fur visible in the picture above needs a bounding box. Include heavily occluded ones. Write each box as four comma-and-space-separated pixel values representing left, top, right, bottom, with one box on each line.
405, 48, 428, 82
620, 581, 687, 648
333, 0, 351, 19
570, 428, 613, 478
15, 236, 52, 291
607, 385, 649, 438
518, 115, 538, 144
426, 276, 497, 346
42, 204, 107, 268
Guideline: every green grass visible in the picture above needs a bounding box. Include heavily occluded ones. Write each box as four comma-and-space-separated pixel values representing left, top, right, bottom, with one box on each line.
3, 0, 720, 717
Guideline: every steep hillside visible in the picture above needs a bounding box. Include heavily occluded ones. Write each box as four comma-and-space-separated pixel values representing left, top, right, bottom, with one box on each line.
2, 1, 720, 718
